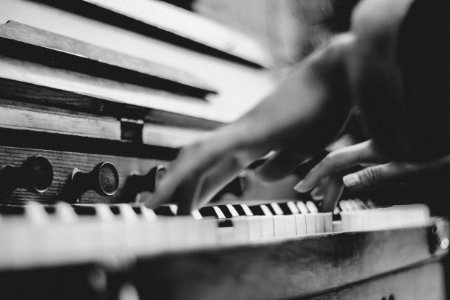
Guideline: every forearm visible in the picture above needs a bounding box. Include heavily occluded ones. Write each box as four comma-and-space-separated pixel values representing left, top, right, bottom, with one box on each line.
231, 34, 355, 157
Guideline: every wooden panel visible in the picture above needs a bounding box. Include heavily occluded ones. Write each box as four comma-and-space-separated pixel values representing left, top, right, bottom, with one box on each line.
0, 105, 120, 140
142, 123, 207, 148
134, 226, 446, 299
0, 0, 277, 124
310, 262, 446, 300
0, 21, 216, 99
31, 0, 272, 68
0, 145, 168, 204
0, 56, 229, 123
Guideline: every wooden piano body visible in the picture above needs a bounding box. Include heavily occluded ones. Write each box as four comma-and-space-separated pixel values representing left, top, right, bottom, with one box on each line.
0, 0, 448, 299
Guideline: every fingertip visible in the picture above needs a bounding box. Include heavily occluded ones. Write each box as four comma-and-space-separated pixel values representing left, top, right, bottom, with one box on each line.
294, 180, 310, 193
342, 173, 361, 189
321, 177, 343, 212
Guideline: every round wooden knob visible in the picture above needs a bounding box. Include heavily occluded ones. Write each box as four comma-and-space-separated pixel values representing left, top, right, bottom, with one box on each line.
0, 156, 53, 199
22, 156, 54, 193
67, 162, 119, 201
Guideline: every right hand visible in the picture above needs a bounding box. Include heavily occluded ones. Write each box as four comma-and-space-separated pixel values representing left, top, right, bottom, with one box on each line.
295, 140, 450, 211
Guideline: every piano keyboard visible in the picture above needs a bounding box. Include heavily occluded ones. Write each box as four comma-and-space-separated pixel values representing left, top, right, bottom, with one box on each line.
0, 201, 446, 300
0, 201, 434, 269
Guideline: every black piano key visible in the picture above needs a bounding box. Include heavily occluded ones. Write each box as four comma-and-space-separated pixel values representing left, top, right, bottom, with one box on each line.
218, 219, 233, 228
268, 203, 284, 215
198, 206, 218, 218
153, 205, 176, 216
232, 204, 246, 216
248, 204, 271, 216
109, 205, 121, 216
277, 202, 295, 215
216, 205, 233, 219
72, 205, 98, 216
44, 206, 57, 215
129, 205, 143, 215
0, 205, 25, 216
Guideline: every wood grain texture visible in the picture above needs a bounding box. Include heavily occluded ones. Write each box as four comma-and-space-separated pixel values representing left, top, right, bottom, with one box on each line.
0, 145, 168, 204
0, 55, 235, 124
0, 0, 277, 124
134, 225, 446, 299
309, 261, 446, 300
0, 21, 216, 99
31, 0, 272, 68
0, 105, 120, 140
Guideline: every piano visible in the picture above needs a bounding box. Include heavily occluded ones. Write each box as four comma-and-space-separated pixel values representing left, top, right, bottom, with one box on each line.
0, 0, 448, 299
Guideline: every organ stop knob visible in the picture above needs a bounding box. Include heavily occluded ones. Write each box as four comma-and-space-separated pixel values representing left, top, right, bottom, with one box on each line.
0, 156, 53, 200
121, 165, 167, 202
65, 162, 119, 202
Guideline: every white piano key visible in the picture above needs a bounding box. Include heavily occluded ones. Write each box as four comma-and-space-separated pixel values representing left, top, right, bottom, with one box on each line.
284, 215, 297, 238
333, 220, 342, 232
314, 214, 325, 234
270, 203, 284, 215
165, 216, 206, 250
235, 205, 269, 241
240, 204, 253, 216
323, 212, 333, 233
259, 215, 275, 240
140, 205, 157, 220
296, 201, 309, 214
273, 215, 285, 238
230, 217, 250, 243
73, 204, 115, 221
128, 219, 166, 255
24, 203, 48, 224
53, 202, 78, 223
213, 206, 226, 219
305, 214, 316, 235
217, 220, 235, 245
226, 204, 240, 217
246, 216, 263, 241
114, 204, 139, 222
286, 201, 300, 214
197, 218, 219, 248
295, 214, 307, 237
191, 210, 203, 220
168, 204, 178, 215
260, 204, 273, 216
306, 201, 318, 214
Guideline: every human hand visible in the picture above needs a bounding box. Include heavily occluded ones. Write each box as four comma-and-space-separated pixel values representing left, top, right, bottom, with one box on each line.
147, 35, 354, 214
294, 140, 450, 211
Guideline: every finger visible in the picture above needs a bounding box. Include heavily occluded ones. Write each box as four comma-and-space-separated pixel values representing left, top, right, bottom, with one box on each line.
309, 176, 329, 201
342, 163, 406, 191
255, 150, 303, 182
294, 140, 380, 192
147, 146, 207, 209
182, 155, 247, 213
321, 176, 344, 212
310, 186, 324, 201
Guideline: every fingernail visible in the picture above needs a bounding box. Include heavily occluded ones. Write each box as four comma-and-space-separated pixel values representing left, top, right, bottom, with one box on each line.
294, 180, 308, 193
343, 174, 360, 188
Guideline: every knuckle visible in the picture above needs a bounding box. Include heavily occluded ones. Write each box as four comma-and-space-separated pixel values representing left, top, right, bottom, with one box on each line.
362, 167, 380, 185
